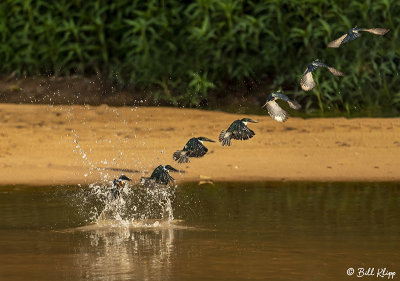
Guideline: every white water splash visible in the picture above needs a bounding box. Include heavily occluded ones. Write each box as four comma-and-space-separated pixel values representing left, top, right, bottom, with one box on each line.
82, 182, 175, 227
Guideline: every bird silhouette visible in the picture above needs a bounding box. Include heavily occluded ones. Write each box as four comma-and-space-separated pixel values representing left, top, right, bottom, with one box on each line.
328, 26, 390, 48
300, 59, 344, 91
262, 91, 301, 122
108, 174, 131, 201
219, 118, 258, 146
173, 137, 215, 163
141, 165, 183, 186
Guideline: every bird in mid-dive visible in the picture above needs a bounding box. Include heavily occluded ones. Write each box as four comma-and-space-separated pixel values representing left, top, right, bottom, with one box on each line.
108, 174, 131, 201
262, 91, 301, 123
141, 165, 183, 186
173, 137, 215, 163
327, 26, 390, 48
219, 118, 258, 146
300, 59, 344, 91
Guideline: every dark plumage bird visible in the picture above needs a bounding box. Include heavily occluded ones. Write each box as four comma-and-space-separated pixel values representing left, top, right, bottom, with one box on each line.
327, 26, 390, 48
141, 165, 183, 186
300, 59, 344, 91
262, 91, 301, 123
108, 174, 131, 201
173, 137, 215, 163
219, 118, 258, 146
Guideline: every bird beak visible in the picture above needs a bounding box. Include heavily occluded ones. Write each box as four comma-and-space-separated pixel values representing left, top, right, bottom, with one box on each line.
165, 165, 185, 173
207, 139, 216, 143
249, 119, 258, 123
168, 167, 180, 172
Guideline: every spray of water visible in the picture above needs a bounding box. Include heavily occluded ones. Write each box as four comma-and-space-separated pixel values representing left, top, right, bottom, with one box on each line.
71, 129, 176, 227
41, 92, 177, 228
79, 181, 176, 227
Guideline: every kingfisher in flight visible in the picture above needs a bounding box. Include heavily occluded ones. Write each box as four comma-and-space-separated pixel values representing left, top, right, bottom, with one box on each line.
141, 165, 183, 186
173, 137, 215, 163
262, 91, 301, 123
327, 26, 390, 48
219, 118, 258, 146
108, 174, 131, 201
300, 59, 344, 91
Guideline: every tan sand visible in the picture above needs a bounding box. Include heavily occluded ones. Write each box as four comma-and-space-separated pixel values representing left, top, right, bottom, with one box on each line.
0, 103, 399, 186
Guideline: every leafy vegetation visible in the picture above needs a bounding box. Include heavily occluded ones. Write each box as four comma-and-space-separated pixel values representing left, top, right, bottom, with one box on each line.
0, 0, 399, 114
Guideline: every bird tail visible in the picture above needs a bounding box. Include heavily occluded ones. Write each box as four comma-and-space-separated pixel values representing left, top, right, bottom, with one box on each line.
173, 150, 190, 163
219, 130, 231, 146
218, 130, 225, 142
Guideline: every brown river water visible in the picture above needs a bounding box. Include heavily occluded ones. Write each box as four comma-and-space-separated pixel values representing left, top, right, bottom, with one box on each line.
0, 182, 399, 281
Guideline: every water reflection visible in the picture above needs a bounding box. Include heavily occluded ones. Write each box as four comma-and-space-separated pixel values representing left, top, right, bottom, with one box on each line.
0, 182, 399, 281
73, 226, 175, 281
70, 183, 178, 280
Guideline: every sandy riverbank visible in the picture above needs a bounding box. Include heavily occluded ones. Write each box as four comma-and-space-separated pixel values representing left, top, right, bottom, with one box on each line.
0, 103, 399, 186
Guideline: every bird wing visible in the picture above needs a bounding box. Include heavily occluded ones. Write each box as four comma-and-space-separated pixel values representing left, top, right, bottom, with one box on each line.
166, 173, 175, 184
186, 139, 208, 157
173, 150, 189, 163
219, 130, 233, 146
159, 170, 175, 185
287, 99, 301, 110
150, 166, 163, 180
360, 28, 390, 35
231, 122, 255, 140
327, 66, 344, 76
272, 93, 301, 110
327, 34, 348, 48
219, 130, 230, 142
149, 166, 175, 185
300, 71, 316, 91
265, 101, 288, 123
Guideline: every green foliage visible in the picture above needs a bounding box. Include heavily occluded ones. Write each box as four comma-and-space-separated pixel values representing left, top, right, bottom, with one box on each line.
0, 0, 399, 113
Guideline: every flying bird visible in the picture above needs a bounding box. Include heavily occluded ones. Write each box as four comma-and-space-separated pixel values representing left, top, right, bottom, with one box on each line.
173, 137, 215, 163
219, 118, 258, 146
300, 59, 344, 91
328, 26, 390, 48
108, 174, 131, 201
262, 91, 301, 122
141, 165, 183, 186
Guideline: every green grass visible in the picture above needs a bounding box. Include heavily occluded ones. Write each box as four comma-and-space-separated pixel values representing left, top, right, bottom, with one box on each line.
0, 0, 399, 114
